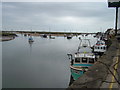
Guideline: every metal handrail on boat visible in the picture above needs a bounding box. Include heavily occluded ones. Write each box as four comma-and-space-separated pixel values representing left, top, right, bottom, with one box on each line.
77, 39, 91, 52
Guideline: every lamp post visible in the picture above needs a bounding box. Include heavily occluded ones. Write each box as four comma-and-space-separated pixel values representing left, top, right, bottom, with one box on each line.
115, 7, 118, 36
108, 0, 120, 35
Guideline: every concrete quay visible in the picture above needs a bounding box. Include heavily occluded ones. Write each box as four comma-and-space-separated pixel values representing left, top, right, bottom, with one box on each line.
68, 37, 120, 89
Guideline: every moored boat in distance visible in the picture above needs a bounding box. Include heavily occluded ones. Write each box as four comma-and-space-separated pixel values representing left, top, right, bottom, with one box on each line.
78, 37, 81, 40
28, 36, 34, 42
67, 35, 72, 39
40, 34, 47, 38
24, 33, 27, 36
49, 34, 55, 39
67, 39, 97, 81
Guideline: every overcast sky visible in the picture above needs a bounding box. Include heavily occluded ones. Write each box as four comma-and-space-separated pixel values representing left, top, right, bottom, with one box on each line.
2, 1, 120, 32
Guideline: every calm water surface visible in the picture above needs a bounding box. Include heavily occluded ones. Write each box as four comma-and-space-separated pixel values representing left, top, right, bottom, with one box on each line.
2, 34, 97, 88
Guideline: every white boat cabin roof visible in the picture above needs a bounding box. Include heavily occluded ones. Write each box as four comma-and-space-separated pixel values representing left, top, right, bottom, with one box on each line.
78, 47, 93, 53
75, 53, 95, 58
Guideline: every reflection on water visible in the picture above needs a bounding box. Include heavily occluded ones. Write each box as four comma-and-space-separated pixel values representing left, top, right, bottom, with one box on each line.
69, 75, 74, 86
28, 41, 33, 57
2, 34, 97, 88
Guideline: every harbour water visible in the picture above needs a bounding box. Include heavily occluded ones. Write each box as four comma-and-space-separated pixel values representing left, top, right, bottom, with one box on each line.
2, 34, 97, 88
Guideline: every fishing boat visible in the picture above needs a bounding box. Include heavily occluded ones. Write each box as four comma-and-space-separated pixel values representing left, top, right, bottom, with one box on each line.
24, 34, 27, 36
49, 34, 55, 39
42, 34, 47, 38
93, 40, 107, 56
78, 37, 81, 40
67, 39, 97, 80
67, 35, 72, 39
40, 34, 47, 38
28, 36, 34, 42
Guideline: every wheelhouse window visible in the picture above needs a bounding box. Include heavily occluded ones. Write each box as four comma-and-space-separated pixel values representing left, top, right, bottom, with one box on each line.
75, 58, 80, 63
96, 41, 100, 45
82, 58, 87, 63
89, 58, 94, 63
103, 47, 106, 50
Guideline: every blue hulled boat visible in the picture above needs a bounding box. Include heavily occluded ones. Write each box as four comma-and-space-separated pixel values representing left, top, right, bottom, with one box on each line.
28, 36, 34, 42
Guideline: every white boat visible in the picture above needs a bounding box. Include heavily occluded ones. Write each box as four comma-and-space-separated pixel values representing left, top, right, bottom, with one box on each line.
28, 36, 34, 42
67, 39, 97, 80
49, 34, 55, 39
93, 40, 107, 56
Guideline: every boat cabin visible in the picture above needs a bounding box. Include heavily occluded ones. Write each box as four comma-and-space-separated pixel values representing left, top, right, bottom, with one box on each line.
73, 53, 96, 64
93, 40, 107, 53
94, 46, 106, 51
74, 57, 95, 64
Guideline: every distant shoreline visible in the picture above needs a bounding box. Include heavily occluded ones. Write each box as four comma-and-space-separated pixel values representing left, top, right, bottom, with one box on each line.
2, 31, 96, 34
2, 31, 96, 37
0, 32, 17, 42
0, 31, 96, 41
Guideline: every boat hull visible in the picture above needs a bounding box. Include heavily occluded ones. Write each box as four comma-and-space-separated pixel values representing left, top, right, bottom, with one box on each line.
67, 36, 72, 39
70, 68, 84, 80
70, 64, 93, 80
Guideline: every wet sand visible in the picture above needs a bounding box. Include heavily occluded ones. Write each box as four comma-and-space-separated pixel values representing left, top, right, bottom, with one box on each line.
0, 36, 15, 41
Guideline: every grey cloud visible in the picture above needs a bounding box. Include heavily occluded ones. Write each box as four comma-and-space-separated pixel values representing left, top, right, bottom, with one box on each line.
2, 2, 116, 32
3, 2, 111, 18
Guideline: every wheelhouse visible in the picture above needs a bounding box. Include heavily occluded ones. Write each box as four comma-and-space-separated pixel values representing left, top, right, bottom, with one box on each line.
74, 57, 95, 64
